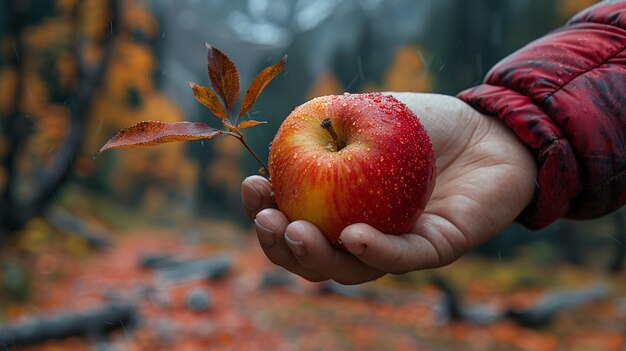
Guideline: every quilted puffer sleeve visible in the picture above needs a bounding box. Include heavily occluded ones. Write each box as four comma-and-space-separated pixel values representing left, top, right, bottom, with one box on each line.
458, 1, 626, 229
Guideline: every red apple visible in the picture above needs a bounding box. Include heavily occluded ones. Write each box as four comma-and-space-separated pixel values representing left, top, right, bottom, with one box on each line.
268, 92, 435, 248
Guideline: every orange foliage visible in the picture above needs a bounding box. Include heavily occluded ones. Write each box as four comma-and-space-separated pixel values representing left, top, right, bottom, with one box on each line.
1, 226, 626, 350
206, 137, 243, 194
74, 0, 202, 210
306, 45, 432, 99
0, 68, 17, 116
557, 0, 599, 20
0, 0, 198, 214
383, 45, 432, 92
307, 71, 344, 99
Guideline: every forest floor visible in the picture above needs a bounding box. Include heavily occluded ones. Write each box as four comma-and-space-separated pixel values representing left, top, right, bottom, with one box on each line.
1, 207, 625, 351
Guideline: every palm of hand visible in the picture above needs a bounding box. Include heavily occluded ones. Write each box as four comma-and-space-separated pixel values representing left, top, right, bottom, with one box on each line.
242, 93, 536, 284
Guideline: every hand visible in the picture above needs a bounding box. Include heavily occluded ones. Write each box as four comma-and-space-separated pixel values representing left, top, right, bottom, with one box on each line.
241, 93, 537, 284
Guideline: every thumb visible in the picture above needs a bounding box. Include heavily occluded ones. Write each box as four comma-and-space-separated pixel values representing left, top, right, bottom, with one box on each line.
339, 223, 444, 274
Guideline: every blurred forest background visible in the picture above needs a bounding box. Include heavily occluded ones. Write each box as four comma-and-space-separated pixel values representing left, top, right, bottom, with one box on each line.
0, 0, 625, 350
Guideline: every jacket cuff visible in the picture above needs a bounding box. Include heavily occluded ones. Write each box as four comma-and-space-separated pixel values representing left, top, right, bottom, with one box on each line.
458, 84, 581, 229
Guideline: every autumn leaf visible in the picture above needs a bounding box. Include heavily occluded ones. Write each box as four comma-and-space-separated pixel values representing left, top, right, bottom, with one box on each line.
239, 56, 287, 118
236, 120, 267, 130
97, 121, 220, 155
222, 119, 236, 131
222, 119, 266, 132
189, 82, 228, 120
206, 43, 239, 113
97, 44, 284, 176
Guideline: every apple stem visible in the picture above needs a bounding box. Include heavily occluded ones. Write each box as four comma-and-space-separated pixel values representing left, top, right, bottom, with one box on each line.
225, 131, 269, 175
321, 118, 345, 151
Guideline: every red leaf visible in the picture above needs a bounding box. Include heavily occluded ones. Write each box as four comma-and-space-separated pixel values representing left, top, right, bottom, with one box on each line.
239, 56, 286, 118
206, 43, 239, 113
97, 121, 220, 155
189, 82, 228, 119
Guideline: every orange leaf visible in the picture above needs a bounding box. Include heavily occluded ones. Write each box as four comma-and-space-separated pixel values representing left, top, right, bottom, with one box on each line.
206, 43, 239, 113
189, 82, 228, 119
97, 121, 220, 155
239, 56, 286, 118
237, 119, 267, 130
222, 119, 236, 131
222, 119, 267, 131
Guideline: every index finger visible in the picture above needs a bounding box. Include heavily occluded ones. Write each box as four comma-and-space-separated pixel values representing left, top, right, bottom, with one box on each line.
241, 175, 277, 221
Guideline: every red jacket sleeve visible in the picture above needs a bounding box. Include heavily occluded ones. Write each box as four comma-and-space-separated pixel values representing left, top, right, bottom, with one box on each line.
458, 1, 626, 229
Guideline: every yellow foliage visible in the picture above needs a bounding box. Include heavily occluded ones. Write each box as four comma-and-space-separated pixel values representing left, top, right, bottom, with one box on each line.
80, 0, 112, 41
383, 45, 432, 92
206, 157, 242, 194
23, 18, 71, 51
307, 71, 344, 100
213, 135, 243, 158
21, 73, 50, 116
81, 41, 105, 67
103, 39, 156, 100
56, 52, 77, 91
307, 46, 432, 99
55, 0, 77, 13
64, 235, 91, 257
28, 105, 71, 165
15, 219, 54, 253
122, 0, 159, 37
90, 91, 199, 201
359, 82, 380, 93
204, 137, 243, 195
0, 68, 17, 116
556, 0, 598, 20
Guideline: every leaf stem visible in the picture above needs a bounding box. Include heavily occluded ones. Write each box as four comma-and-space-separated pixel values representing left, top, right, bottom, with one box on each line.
226, 131, 269, 175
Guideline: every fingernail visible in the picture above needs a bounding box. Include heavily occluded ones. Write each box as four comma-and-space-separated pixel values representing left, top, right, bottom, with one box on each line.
284, 233, 306, 257
254, 217, 276, 247
242, 182, 262, 212
344, 242, 366, 256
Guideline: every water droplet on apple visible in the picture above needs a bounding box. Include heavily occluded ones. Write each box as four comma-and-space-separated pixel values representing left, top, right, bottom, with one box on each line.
292, 153, 299, 159
316, 162, 321, 167
347, 155, 352, 161
380, 156, 384, 162
396, 122, 402, 127
327, 162, 332, 168
342, 103, 348, 107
